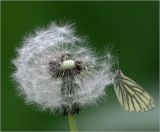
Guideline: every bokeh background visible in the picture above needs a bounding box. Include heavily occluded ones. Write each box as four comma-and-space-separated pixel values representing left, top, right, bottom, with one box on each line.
1, 1, 159, 131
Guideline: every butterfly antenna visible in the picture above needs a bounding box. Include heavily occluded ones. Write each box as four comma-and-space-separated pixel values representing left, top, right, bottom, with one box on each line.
116, 50, 121, 70
116, 59, 120, 70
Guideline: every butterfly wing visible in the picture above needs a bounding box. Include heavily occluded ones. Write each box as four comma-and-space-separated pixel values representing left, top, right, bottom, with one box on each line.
113, 70, 155, 112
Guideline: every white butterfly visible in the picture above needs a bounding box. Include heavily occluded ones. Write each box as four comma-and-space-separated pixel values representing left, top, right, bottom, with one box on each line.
112, 70, 155, 112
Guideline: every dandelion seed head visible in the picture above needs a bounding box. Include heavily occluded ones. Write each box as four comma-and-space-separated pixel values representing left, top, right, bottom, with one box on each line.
12, 22, 116, 114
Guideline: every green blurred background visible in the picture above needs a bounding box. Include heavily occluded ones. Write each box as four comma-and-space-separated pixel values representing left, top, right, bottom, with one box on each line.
1, 1, 159, 131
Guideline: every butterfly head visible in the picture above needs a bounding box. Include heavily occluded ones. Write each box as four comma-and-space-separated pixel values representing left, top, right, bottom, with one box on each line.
112, 69, 123, 83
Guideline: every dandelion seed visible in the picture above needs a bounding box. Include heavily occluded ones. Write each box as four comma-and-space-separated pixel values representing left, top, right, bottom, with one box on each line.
12, 22, 116, 117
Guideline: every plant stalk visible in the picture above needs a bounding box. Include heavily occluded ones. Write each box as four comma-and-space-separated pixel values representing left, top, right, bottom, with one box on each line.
68, 113, 78, 132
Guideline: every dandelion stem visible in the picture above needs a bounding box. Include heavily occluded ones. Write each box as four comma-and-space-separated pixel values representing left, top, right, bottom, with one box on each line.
68, 113, 78, 132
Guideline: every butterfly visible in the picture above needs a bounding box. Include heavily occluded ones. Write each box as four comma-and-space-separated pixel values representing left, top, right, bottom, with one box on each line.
112, 70, 155, 112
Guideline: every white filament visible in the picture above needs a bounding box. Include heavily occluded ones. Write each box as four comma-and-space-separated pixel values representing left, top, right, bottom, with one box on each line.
12, 22, 116, 112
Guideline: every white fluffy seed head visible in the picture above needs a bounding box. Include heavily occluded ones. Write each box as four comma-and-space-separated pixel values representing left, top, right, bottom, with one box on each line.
12, 22, 116, 113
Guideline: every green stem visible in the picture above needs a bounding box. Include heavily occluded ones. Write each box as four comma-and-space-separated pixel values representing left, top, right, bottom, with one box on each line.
68, 113, 78, 132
